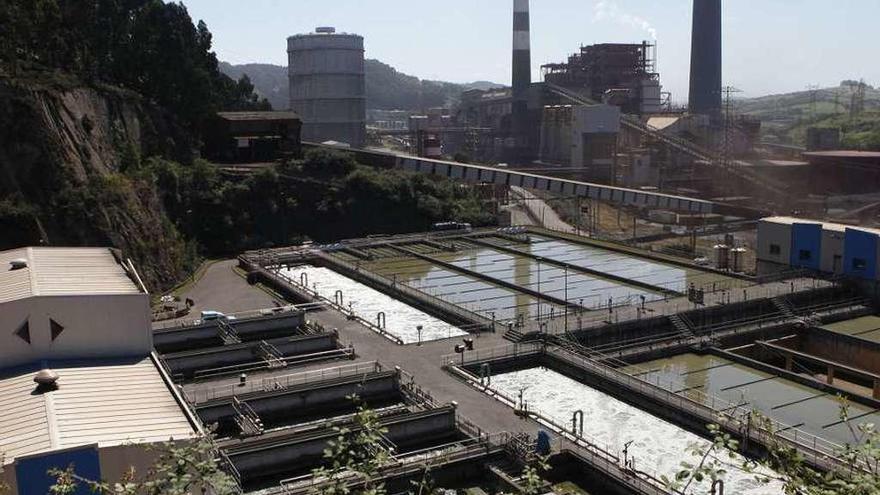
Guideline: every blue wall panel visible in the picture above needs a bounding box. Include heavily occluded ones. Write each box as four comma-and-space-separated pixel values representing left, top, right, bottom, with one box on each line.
844, 228, 878, 280
790, 223, 822, 270
15, 447, 101, 495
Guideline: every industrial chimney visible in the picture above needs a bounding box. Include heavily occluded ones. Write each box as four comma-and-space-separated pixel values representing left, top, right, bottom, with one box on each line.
688, 0, 722, 120
511, 0, 531, 139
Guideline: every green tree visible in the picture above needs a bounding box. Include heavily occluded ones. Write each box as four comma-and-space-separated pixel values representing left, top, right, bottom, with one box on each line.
668, 401, 880, 494
311, 395, 392, 495
48, 436, 237, 495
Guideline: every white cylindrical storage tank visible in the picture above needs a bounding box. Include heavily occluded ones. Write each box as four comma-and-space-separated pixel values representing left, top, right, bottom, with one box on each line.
713, 244, 730, 270
288, 27, 366, 148
731, 247, 747, 273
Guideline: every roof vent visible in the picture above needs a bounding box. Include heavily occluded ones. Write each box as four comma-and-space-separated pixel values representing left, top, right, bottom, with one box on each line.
34, 369, 60, 392
316, 26, 336, 34
9, 258, 28, 270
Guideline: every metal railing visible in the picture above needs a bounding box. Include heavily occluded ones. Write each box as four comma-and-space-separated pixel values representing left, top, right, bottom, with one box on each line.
277, 433, 505, 495
446, 341, 846, 471
152, 304, 308, 331
546, 344, 845, 469
445, 348, 674, 495
274, 266, 407, 345
185, 361, 384, 404
441, 341, 543, 367
316, 251, 505, 334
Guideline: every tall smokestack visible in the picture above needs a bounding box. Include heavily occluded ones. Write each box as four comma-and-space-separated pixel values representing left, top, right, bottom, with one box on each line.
688, 0, 722, 119
512, 0, 531, 138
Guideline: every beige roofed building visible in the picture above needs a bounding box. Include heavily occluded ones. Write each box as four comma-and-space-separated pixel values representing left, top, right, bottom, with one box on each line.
0, 357, 196, 463
0, 247, 198, 494
0, 247, 151, 369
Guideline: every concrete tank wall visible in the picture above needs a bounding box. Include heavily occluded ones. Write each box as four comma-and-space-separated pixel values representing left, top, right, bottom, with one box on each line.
288, 29, 366, 148
153, 312, 304, 353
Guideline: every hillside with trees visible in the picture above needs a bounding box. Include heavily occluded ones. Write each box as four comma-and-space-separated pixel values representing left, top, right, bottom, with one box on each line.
740, 81, 880, 149
0, 0, 495, 291
220, 60, 503, 111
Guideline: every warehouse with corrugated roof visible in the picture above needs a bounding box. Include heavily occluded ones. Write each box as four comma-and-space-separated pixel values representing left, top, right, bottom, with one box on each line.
0, 247, 197, 494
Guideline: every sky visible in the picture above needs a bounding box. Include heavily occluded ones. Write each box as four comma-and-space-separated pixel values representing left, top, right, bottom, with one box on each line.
181, 0, 880, 102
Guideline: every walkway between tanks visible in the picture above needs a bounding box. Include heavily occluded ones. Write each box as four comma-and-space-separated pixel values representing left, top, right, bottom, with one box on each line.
175, 260, 539, 436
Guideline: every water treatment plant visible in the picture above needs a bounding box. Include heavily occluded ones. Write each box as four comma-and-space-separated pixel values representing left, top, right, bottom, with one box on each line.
3, 0, 880, 494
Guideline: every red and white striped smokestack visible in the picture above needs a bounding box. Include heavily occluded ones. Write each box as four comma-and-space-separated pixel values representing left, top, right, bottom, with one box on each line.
512, 0, 531, 137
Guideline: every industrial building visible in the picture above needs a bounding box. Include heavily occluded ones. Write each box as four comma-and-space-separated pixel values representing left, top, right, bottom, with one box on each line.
203, 111, 302, 163
757, 216, 880, 280
0, 247, 197, 494
288, 27, 366, 148
804, 151, 880, 195
542, 42, 663, 115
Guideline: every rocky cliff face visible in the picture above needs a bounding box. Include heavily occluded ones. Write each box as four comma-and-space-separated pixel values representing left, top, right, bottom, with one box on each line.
0, 77, 194, 291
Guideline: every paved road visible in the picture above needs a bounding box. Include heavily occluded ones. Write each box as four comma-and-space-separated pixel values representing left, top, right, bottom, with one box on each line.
175, 260, 281, 320
511, 186, 576, 233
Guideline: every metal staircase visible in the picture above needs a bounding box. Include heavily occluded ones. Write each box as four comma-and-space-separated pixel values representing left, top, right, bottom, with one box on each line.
771, 296, 796, 319
232, 396, 264, 437
217, 319, 241, 345
669, 314, 695, 338
257, 340, 287, 369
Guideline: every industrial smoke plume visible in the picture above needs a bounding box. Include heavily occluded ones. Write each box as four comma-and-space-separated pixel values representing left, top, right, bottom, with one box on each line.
593, 0, 658, 41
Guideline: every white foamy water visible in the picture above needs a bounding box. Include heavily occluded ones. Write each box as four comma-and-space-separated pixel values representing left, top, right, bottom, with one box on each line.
280, 265, 468, 344
491, 368, 783, 495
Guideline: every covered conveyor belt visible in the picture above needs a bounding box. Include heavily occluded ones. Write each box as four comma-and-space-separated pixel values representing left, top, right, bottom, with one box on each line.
162, 332, 339, 379
153, 311, 305, 354
305, 144, 720, 214
223, 405, 459, 484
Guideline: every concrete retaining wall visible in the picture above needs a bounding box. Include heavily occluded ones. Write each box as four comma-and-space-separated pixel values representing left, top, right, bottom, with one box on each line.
164, 333, 336, 377
198, 372, 400, 427
154, 312, 305, 353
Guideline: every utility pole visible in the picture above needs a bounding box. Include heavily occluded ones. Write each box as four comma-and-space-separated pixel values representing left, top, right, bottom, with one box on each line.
806, 84, 820, 122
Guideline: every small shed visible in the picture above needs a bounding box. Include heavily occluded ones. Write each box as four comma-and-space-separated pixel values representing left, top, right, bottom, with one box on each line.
203, 111, 302, 163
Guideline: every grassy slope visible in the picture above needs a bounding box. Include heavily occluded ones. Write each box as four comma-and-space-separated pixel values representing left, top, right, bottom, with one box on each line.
740, 84, 880, 149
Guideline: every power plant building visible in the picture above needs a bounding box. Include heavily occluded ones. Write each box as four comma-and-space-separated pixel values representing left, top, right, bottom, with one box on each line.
542, 42, 662, 115
288, 27, 366, 148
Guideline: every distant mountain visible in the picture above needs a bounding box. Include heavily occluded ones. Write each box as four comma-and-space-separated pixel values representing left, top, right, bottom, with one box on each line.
461, 81, 506, 91
220, 60, 503, 111
219, 62, 288, 110
740, 81, 880, 149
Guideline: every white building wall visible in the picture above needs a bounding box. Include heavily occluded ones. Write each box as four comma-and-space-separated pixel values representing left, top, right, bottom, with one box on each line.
820, 228, 845, 274
756, 219, 792, 267
0, 294, 151, 369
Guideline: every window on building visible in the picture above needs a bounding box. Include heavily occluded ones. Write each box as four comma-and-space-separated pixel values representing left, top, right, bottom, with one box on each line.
769, 244, 781, 255
853, 258, 868, 271
799, 250, 812, 261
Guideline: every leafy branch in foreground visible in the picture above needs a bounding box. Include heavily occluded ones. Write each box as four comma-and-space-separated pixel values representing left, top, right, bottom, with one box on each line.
0, 450, 8, 494
48, 436, 238, 495
311, 395, 392, 495
667, 399, 880, 494
521, 455, 552, 495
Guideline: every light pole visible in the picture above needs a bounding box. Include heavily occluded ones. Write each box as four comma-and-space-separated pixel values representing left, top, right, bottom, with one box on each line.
564, 266, 569, 332
536, 257, 542, 321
